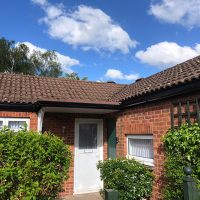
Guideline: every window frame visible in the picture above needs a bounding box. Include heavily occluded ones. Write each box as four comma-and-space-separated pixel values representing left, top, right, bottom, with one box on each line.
0, 118, 30, 131
126, 134, 154, 167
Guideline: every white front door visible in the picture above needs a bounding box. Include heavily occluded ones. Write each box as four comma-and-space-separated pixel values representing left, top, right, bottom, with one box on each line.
74, 119, 103, 194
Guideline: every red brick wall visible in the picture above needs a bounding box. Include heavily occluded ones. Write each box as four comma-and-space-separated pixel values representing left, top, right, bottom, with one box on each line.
115, 93, 200, 200
0, 111, 38, 130
43, 113, 108, 196
116, 100, 171, 200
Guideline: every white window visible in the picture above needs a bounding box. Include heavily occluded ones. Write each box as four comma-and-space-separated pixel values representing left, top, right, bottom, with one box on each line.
127, 135, 154, 167
0, 118, 30, 131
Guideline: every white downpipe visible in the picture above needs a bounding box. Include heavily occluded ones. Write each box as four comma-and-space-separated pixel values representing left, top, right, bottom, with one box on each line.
37, 108, 45, 132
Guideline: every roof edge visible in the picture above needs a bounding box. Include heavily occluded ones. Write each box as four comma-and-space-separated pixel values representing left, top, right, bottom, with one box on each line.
0, 100, 122, 112
121, 79, 200, 108
38, 100, 122, 110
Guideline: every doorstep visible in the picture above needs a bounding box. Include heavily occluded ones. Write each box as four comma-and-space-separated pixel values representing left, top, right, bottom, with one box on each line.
60, 192, 103, 200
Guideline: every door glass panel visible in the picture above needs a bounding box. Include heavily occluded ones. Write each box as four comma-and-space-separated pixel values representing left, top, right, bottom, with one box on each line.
79, 123, 97, 149
8, 121, 26, 131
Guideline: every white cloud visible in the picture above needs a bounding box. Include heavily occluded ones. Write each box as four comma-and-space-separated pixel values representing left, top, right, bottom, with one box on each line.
31, 0, 47, 6
135, 41, 200, 69
106, 69, 124, 79
124, 74, 140, 81
16, 42, 80, 73
46, 5, 63, 19
149, 0, 200, 28
31, 0, 137, 53
105, 69, 139, 81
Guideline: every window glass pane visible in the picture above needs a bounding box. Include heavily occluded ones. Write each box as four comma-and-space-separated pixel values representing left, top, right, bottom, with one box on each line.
79, 123, 97, 149
128, 138, 154, 159
8, 121, 26, 131
0, 121, 3, 129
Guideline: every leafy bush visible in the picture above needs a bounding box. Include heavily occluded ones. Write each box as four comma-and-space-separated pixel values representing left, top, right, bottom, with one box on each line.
0, 128, 71, 200
97, 158, 154, 200
163, 123, 200, 200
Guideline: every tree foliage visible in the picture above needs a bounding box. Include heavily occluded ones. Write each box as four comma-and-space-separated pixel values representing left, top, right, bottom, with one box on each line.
163, 123, 200, 200
0, 37, 62, 77
65, 72, 88, 80
30, 50, 62, 77
0, 38, 34, 74
0, 127, 71, 200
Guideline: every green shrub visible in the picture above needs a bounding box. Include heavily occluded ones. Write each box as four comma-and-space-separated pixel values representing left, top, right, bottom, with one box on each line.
163, 123, 200, 200
0, 128, 71, 200
97, 158, 154, 200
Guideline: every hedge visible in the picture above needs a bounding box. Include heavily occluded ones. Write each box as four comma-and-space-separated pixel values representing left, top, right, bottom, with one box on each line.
0, 127, 71, 200
163, 123, 200, 200
97, 158, 154, 200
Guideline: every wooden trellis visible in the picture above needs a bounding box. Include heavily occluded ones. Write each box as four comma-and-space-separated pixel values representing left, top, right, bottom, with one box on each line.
171, 98, 200, 129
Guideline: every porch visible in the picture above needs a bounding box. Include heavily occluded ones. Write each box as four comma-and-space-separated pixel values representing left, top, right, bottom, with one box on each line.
39, 107, 118, 196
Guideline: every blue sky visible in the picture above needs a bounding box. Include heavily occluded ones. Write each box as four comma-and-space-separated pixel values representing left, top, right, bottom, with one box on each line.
0, 0, 200, 83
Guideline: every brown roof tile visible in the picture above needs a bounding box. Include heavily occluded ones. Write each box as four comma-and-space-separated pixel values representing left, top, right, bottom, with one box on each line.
0, 73, 126, 105
0, 55, 200, 106
110, 55, 200, 102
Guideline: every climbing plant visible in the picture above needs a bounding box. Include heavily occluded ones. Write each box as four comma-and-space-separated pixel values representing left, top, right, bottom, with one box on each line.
163, 123, 200, 200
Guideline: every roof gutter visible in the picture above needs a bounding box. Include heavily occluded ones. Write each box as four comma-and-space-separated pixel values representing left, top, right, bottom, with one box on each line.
0, 101, 122, 112
122, 79, 200, 109
37, 101, 122, 111
0, 103, 37, 111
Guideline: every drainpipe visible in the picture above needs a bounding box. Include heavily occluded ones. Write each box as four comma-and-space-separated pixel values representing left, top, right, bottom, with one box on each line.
37, 108, 45, 132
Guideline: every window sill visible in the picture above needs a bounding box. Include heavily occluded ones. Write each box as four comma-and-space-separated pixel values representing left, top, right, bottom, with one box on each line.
126, 155, 154, 168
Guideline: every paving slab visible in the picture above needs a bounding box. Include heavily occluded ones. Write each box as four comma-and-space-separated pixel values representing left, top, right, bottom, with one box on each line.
60, 192, 103, 200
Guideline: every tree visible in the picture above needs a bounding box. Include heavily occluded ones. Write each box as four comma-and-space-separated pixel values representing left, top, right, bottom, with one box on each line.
65, 72, 88, 80
0, 37, 62, 77
11, 43, 35, 75
0, 37, 14, 72
0, 38, 34, 74
30, 50, 62, 77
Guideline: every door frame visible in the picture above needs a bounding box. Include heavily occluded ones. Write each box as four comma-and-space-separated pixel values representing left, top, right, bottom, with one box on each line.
107, 118, 117, 158
74, 118, 103, 194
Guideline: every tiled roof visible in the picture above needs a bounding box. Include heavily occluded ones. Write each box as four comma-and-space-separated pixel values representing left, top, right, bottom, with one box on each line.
110, 55, 200, 102
0, 73, 126, 105
0, 55, 200, 106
